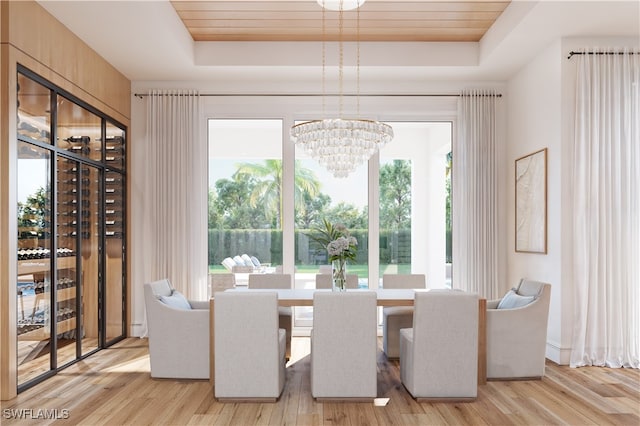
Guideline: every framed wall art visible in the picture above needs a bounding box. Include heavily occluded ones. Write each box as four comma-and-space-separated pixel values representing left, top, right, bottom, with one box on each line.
515, 148, 547, 253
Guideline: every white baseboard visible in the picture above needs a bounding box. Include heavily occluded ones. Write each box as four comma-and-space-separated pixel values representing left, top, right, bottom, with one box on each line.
130, 323, 146, 338
546, 341, 571, 365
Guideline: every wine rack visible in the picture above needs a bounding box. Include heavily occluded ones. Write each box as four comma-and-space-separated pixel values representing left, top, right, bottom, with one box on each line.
16, 257, 78, 341
105, 169, 124, 239
104, 136, 125, 170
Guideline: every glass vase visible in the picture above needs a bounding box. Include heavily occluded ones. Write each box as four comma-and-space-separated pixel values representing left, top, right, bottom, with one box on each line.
332, 258, 347, 291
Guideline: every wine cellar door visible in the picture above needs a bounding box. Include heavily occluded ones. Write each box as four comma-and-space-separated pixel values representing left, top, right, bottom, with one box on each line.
16, 66, 126, 391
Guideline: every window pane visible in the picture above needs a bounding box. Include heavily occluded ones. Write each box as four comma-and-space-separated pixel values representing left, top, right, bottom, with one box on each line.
17, 142, 52, 385
104, 122, 126, 342
55, 156, 79, 366
17, 74, 51, 144
104, 169, 125, 342
379, 157, 412, 277
208, 119, 283, 289
380, 122, 451, 287
79, 165, 101, 356
57, 97, 102, 162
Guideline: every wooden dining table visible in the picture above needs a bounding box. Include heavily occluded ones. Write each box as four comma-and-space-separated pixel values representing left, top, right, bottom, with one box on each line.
209, 288, 486, 385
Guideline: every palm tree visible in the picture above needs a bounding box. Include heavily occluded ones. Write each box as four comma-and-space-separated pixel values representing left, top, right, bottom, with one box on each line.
234, 160, 320, 228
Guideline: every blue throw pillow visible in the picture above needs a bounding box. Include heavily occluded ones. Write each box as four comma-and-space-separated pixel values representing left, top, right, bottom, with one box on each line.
159, 290, 192, 310
497, 289, 535, 309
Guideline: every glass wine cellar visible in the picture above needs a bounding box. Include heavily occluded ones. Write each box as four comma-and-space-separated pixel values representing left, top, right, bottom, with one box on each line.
16, 66, 126, 391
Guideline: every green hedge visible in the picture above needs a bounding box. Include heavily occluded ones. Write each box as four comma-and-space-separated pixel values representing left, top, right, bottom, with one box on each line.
208, 229, 282, 266
208, 228, 412, 266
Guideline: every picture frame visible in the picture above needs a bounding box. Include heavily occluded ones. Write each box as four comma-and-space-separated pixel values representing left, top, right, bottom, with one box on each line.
515, 148, 547, 253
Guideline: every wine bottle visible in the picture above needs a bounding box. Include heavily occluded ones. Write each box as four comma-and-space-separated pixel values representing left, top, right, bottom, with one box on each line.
64, 167, 90, 175
61, 177, 91, 185
98, 135, 124, 144
68, 146, 91, 155
64, 136, 90, 144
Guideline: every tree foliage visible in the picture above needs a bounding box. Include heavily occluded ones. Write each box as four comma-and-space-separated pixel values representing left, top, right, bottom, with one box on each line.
213, 176, 269, 229
379, 160, 412, 229
210, 159, 411, 232
17, 186, 49, 239
234, 160, 320, 229
296, 191, 331, 229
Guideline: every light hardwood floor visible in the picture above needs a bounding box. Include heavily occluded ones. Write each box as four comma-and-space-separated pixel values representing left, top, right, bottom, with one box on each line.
1, 337, 638, 425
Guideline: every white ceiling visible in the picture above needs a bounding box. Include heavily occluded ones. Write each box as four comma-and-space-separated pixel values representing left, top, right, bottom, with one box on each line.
37, 0, 639, 89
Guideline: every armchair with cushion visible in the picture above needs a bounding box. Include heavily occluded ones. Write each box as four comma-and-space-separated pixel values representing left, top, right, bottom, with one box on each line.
486, 279, 551, 380
143, 279, 209, 379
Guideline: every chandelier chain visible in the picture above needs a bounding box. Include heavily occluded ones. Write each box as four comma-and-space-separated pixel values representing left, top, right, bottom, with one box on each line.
290, 0, 393, 179
322, 0, 325, 118
339, 0, 344, 118
357, 2, 360, 118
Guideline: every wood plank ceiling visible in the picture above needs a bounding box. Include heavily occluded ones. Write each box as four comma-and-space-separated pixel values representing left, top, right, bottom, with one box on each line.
170, 0, 511, 42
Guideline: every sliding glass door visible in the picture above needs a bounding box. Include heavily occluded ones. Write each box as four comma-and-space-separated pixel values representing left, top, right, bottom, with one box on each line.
207, 119, 452, 328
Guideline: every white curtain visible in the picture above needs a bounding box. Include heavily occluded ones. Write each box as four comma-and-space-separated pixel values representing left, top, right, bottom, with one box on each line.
144, 90, 207, 300
452, 89, 499, 299
571, 49, 639, 368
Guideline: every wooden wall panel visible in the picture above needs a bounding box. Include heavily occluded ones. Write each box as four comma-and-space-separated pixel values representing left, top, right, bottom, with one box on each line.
6, 0, 130, 123
0, 40, 19, 401
1, 0, 131, 400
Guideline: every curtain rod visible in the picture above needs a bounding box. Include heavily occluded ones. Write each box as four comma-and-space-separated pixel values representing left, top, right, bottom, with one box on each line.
134, 93, 502, 99
568, 51, 638, 59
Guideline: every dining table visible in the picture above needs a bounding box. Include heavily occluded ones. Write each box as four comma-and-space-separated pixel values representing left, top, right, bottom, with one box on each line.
209, 288, 486, 385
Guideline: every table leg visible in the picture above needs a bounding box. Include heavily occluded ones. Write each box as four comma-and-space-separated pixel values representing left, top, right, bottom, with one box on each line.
478, 298, 487, 385
209, 297, 215, 385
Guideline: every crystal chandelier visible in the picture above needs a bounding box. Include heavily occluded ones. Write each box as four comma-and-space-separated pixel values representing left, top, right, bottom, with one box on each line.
291, 0, 393, 178
315, 0, 366, 11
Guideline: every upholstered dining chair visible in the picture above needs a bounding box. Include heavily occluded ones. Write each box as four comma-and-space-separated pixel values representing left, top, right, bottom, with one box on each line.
311, 291, 378, 400
315, 273, 359, 289
382, 273, 426, 358
214, 291, 286, 401
400, 290, 479, 401
486, 279, 551, 380
248, 273, 292, 359
143, 279, 210, 379
208, 273, 235, 298
318, 264, 333, 274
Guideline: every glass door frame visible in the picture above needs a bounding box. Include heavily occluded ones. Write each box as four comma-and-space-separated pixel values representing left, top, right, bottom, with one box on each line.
16, 65, 127, 393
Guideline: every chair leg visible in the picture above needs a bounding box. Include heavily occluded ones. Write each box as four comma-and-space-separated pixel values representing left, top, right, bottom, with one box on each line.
279, 314, 292, 360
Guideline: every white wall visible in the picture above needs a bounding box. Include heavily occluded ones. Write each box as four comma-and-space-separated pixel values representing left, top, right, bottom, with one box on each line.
129, 81, 506, 336
507, 36, 640, 364
507, 39, 565, 363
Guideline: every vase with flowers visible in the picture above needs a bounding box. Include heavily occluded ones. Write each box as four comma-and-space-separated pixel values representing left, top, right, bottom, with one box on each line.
310, 219, 357, 291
